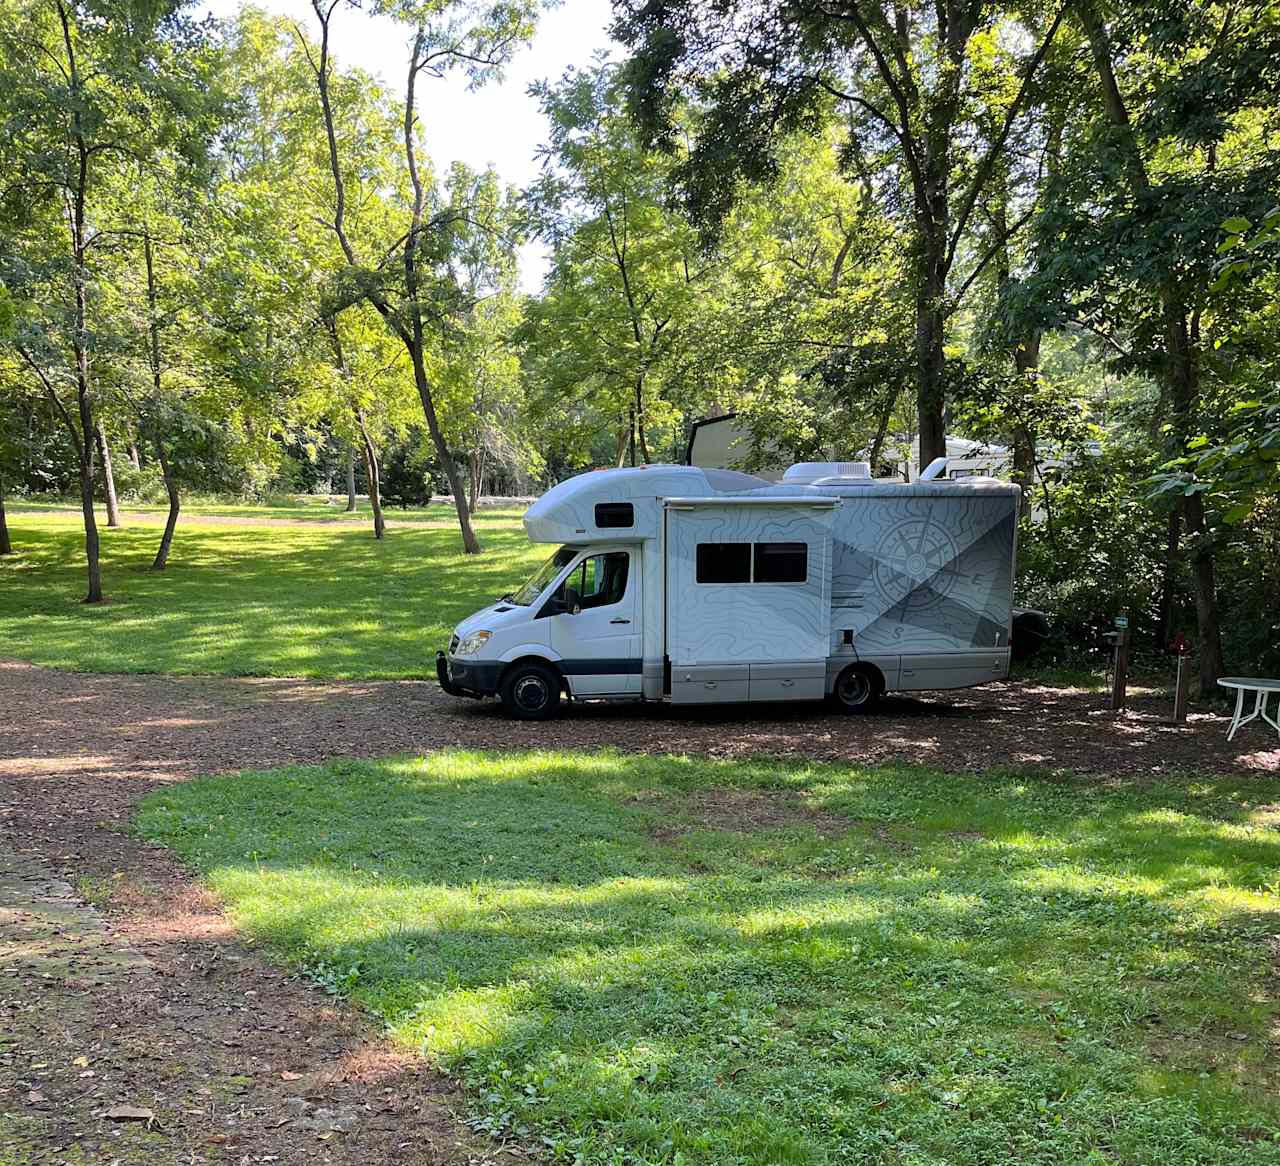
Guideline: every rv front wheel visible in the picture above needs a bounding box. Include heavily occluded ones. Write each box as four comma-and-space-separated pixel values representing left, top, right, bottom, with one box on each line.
833, 665, 880, 714
500, 661, 562, 720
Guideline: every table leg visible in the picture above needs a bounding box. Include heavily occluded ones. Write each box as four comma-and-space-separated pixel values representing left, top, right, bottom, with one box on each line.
1260, 690, 1280, 738
1227, 688, 1244, 741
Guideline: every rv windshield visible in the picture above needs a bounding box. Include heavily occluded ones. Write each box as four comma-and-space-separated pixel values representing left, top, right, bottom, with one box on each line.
510, 545, 579, 606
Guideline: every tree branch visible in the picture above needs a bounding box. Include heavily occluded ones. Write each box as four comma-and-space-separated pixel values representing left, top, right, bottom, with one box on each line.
946, 3, 1068, 270
948, 202, 1038, 312
17, 347, 82, 456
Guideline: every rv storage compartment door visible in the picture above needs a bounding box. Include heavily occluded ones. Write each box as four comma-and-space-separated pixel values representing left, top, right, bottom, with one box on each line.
670, 664, 750, 704
666, 501, 833, 704
749, 661, 827, 702
898, 650, 1009, 691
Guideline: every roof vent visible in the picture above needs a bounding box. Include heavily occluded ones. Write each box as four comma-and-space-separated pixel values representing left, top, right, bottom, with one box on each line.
783, 461, 871, 484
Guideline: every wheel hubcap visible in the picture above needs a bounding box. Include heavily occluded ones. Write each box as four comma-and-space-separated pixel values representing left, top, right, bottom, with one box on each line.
839, 673, 870, 705
515, 675, 548, 710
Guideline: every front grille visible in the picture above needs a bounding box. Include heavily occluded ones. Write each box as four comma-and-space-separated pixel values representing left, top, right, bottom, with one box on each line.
449, 634, 459, 655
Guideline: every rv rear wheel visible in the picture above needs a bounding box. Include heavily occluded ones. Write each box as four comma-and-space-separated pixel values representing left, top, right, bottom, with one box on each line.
500, 661, 562, 720
832, 665, 881, 713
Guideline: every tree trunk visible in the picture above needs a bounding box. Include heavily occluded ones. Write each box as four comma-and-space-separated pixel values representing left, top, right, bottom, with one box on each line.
127, 440, 141, 470
356, 410, 385, 540
150, 433, 180, 570
615, 424, 628, 467
143, 225, 181, 571
54, 0, 102, 602
409, 350, 477, 550
1080, 0, 1224, 688
468, 447, 486, 513
345, 446, 357, 511
867, 386, 899, 475
635, 378, 651, 464
398, 31, 479, 554
307, 11, 478, 554
77, 443, 102, 602
1183, 490, 1224, 689
1168, 305, 1225, 687
72, 249, 102, 602
1009, 429, 1035, 516
994, 181, 1040, 515
1010, 336, 1041, 517
1155, 504, 1181, 649
914, 243, 948, 468
0, 480, 11, 555
96, 420, 120, 528
324, 318, 384, 541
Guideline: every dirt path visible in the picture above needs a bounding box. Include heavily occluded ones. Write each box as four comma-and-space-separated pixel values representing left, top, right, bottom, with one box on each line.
2, 660, 1277, 1163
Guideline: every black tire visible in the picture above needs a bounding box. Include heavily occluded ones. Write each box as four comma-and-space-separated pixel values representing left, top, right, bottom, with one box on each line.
832, 664, 881, 713
500, 661, 562, 720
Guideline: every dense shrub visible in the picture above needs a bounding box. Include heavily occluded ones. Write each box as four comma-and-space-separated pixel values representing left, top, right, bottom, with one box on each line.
1016, 447, 1175, 668
1216, 496, 1280, 678
1016, 445, 1279, 677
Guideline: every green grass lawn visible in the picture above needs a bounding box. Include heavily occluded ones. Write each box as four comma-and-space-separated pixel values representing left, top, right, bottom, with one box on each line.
6, 496, 525, 525
138, 751, 1280, 1165
0, 510, 543, 678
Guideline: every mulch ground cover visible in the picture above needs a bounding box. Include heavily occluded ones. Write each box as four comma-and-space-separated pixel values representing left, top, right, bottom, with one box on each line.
2, 658, 1277, 1164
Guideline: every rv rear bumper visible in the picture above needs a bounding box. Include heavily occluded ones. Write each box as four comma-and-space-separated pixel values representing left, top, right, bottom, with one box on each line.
436, 650, 501, 698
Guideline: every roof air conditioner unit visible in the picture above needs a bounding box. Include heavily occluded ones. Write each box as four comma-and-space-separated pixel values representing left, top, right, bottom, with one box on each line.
783, 461, 871, 484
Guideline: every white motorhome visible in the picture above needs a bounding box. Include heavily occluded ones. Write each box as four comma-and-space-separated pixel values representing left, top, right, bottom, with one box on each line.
437, 461, 1019, 719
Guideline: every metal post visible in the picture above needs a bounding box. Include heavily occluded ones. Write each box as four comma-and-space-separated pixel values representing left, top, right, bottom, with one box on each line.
1171, 651, 1191, 724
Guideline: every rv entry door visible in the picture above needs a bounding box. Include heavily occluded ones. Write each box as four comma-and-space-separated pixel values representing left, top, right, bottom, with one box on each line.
549, 548, 642, 696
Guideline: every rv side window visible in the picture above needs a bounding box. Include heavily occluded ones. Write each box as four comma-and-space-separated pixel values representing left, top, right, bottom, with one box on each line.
577, 551, 629, 608
696, 543, 751, 584
594, 502, 634, 528
753, 542, 808, 583
556, 551, 629, 611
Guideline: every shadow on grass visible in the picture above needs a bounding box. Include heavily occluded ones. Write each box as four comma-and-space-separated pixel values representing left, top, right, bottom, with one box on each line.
138, 751, 1280, 1166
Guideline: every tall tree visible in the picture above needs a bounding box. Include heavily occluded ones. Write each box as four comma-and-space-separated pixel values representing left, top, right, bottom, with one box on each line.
1007, 0, 1280, 687
527, 62, 707, 466
688, 129, 914, 471
302, 0, 537, 554
434, 165, 533, 502
617, 0, 1068, 466
0, 0, 211, 600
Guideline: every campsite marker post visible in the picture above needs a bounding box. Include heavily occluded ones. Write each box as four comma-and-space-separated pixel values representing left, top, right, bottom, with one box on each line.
1168, 633, 1191, 725
1108, 616, 1130, 712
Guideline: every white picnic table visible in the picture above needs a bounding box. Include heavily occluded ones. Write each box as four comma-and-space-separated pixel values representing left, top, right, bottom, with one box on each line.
1217, 677, 1280, 742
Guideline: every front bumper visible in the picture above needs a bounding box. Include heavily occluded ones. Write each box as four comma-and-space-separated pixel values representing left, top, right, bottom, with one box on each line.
436, 650, 502, 698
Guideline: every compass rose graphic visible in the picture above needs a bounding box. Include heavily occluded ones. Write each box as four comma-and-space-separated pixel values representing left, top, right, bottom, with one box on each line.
873, 517, 961, 613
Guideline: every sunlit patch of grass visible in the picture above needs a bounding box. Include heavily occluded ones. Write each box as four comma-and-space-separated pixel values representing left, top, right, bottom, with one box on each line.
0, 510, 544, 678
138, 750, 1280, 1165
6, 497, 528, 526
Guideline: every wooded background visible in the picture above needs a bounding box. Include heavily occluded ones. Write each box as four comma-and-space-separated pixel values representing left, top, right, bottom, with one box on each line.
1, 0, 1277, 685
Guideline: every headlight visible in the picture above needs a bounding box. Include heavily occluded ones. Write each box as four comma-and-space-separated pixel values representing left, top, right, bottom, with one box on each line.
455, 630, 492, 656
